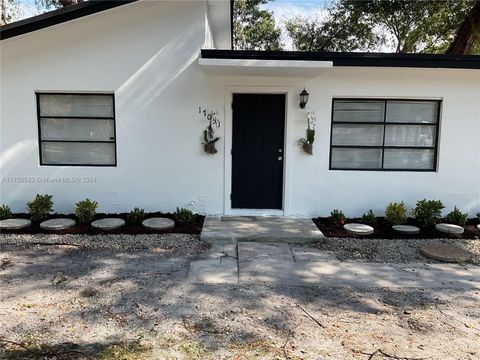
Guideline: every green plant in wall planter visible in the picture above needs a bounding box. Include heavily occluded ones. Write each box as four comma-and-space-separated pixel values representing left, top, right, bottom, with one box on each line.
200, 107, 220, 155
298, 110, 316, 155
203, 123, 219, 154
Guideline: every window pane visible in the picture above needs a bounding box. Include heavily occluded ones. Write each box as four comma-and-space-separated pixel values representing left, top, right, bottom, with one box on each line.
386, 101, 437, 123
41, 142, 115, 165
39, 94, 113, 117
383, 149, 434, 170
40, 118, 114, 141
331, 148, 382, 169
385, 125, 436, 147
333, 101, 385, 122
332, 124, 384, 146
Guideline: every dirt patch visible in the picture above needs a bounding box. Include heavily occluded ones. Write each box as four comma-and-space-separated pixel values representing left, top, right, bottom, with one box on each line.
1, 246, 479, 359
313, 217, 479, 240
0, 212, 205, 236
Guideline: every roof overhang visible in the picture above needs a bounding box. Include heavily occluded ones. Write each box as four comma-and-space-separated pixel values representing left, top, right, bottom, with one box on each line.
199, 57, 332, 76
0, 0, 137, 40
201, 49, 480, 70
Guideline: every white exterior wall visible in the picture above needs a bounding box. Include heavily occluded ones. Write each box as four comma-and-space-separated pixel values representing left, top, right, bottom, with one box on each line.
1, 1, 479, 217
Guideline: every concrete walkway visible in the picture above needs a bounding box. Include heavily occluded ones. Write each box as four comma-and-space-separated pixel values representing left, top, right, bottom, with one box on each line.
188, 242, 480, 289
200, 216, 324, 243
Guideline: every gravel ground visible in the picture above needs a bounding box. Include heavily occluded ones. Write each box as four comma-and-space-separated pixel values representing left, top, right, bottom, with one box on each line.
315, 237, 480, 264
0, 233, 208, 256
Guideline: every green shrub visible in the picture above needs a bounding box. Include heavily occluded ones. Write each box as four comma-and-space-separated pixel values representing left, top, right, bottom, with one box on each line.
0, 204, 12, 220
361, 209, 377, 226
330, 209, 346, 225
385, 202, 408, 225
26, 194, 54, 221
173, 207, 196, 225
412, 199, 444, 227
444, 206, 468, 226
127, 207, 145, 225
75, 198, 98, 223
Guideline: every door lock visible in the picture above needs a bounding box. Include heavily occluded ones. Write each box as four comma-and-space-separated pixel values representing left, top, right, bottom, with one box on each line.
278, 156, 283, 161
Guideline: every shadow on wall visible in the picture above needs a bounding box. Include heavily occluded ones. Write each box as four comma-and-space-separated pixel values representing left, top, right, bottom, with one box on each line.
0, 19, 204, 211
116, 19, 204, 126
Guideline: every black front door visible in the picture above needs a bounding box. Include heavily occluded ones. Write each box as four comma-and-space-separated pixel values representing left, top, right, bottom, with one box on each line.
231, 94, 285, 209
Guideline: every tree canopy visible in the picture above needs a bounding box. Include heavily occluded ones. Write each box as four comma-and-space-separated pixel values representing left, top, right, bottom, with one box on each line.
235, 0, 480, 54
233, 0, 282, 50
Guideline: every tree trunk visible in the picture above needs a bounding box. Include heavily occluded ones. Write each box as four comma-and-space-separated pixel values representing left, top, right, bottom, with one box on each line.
447, 2, 480, 55
1, 0, 6, 26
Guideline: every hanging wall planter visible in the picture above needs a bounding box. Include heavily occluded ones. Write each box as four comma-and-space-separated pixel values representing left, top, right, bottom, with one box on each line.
199, 107, 221, 155
298, 110, 316, 155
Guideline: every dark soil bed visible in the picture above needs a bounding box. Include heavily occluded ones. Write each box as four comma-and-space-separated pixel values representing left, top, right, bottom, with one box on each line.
0, 212, 205, 235
313, 217, 479, 240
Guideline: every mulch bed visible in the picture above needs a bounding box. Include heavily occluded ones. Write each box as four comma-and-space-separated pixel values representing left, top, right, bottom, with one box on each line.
313, 217, 479, 240
0, 212, 205, 235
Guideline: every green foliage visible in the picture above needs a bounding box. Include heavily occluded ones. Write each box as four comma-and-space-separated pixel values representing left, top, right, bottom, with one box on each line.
330, 209, 346, 225
362, 209, 377, 226
385, 202, 408, 225
127, 207, 145, 225
412, 199, 444, 227
173, 207, 196, 225
444, 206, 468, 226
285, 0, 479, 54
75, 198, 98, 223
0, 204, 12, 220
203, 124, 220, 145
233, 0, 282, 50
298, 129, 315, 146
26, 194, 54, 221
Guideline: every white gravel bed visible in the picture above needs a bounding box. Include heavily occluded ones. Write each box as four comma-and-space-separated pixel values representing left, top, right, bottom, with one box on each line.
316, 237, 480, 264
0, 233, 208, 256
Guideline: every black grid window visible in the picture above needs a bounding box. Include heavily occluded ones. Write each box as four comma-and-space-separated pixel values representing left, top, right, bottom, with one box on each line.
37, 93, 117, 166
329, 99, 441, 171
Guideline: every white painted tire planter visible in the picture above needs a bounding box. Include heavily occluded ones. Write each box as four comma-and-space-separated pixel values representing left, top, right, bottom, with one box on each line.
392, 225, 420, 234
435, 223, 464, 235
142, 217, 175, 230
343, 223, 374, 235
0, 218, 31, 230
40, 218, 76, 230
91, 218, 125, 230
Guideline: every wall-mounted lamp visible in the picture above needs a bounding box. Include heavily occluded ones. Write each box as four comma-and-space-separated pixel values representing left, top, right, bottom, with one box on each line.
299, 88, 309, 109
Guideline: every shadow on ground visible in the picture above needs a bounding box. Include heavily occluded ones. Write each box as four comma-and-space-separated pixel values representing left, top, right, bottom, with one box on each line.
1, 245, 479, 359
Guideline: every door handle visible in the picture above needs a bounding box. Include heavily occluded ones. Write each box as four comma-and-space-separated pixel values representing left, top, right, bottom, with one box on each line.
278, 156, 283, 161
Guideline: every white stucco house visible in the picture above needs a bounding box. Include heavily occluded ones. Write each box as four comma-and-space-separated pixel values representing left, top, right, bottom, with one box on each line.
1, 0, 479, 217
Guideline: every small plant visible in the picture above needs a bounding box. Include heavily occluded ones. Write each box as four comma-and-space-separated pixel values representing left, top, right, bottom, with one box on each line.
173, 207, 196, 225
127, 207, 145, 225
361, 209, 377, 226
444, 206, 468, 226
75, 198, 98, 223
330, 209, 346, 225
412, 199, 444, 227
26, 194, 54, 221
298, 110, 316, 155
385, 201, 408, 225
0, 204, 12, 220
201, 108, 220, 155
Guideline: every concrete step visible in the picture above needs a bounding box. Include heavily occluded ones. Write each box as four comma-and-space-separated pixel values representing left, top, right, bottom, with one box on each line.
200, 216, 325, 244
